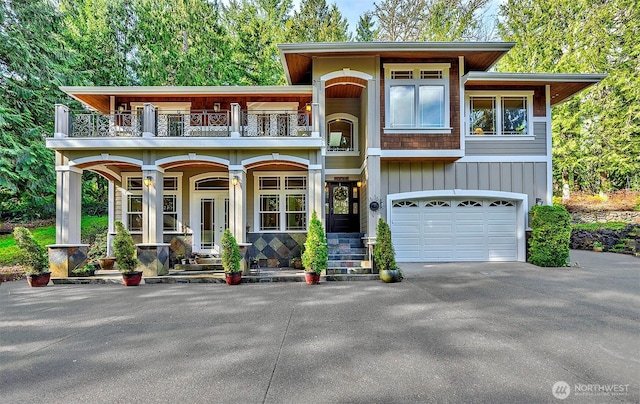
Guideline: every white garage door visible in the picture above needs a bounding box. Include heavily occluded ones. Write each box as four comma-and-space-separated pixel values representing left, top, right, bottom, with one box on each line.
391, 198, 518, 262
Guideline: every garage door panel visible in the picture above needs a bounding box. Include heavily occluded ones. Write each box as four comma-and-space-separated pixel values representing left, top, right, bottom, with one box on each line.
391, 196, 520, 262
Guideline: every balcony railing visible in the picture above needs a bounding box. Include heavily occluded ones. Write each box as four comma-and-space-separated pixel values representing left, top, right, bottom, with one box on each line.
157, 110, 230, 137
58, 105, 317, 139
70, 111, 143, 137
241, 111, 311, 137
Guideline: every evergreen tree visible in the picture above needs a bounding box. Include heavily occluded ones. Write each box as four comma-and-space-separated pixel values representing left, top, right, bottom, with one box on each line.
355, 12, 378, 42
287, 0, 350, 42
498, 0, 640, 192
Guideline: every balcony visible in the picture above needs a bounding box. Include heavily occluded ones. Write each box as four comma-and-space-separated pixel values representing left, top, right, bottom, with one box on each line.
48, 103, 321, 151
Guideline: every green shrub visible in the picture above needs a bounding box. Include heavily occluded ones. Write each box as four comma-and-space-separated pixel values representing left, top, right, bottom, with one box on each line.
528, 205, 572, 267
373, 217, 398, 272
572, 222, 628, 231
113, 221, 137, 274
221, 229, 241, 273
302, 211, 327, 274
12, 227, 49, 274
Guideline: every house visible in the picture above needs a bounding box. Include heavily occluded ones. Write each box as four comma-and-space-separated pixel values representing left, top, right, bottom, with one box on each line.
46, 42, 604, 277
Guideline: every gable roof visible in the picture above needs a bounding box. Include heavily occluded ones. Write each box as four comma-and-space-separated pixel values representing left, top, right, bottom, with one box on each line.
278, 42, 515, 85
464, 72, 607, 105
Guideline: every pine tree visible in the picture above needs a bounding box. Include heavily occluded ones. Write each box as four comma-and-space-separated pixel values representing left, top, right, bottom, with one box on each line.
355, 12, 378, 42
373, 217, 397, 272
287, 0, 350, 42
301, 211, 328, 274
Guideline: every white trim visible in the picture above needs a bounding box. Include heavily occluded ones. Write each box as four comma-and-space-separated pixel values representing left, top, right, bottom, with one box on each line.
69, 154, 143, 167
387, 189, 528, 262
141, 165, 165, 173
241, 154, 310, 168
61, 85, 314, 96
367, 148, 381, 156
55, 165, 83, 174
458, 155, 547, 163
545, 85, 553, 204
383, 128, 453, 135
380, 150, 465, 158
130, 101, 190, 112
320, 70, 373, 81
464, 71, 607, 83
532, 117, 547, 123
89, 166, 121, 182
465, 135, 535, 142
325, 169, 362, 175
459, 56, 466, 154
189, 173, 230, 254
308, 164, 323, 170
325, 81, 366, 89
156, 155, 230, 168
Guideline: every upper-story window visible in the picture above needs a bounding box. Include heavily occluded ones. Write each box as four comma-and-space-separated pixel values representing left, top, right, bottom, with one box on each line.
466, 91, 534, 137
384, 63, 451, 133
326, 113, 359, 154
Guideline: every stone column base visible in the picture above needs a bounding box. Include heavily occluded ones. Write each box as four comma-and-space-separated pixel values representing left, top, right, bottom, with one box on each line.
136, 243, 170, 276
47, 244, 89, 278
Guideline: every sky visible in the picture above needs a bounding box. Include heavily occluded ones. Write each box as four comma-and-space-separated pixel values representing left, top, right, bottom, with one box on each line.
298, 0, 505, 37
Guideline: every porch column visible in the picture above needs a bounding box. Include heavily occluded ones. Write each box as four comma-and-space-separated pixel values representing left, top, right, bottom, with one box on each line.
229, 169, 246, 243
142, 168, 163, 244
230, 103, 241, 137
311, 103, 320, 137
138, 168, 169, 276
50, 163, 87, 277
142, 103, 156, 138
365, 154, 382, 237
308, 166, 323, 221
55, 165, 83, 244
54, 104, 69, 138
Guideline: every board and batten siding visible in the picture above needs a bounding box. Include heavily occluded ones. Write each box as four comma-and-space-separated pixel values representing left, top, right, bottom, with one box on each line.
465, 122, 547, 156
381, 160, 547, 220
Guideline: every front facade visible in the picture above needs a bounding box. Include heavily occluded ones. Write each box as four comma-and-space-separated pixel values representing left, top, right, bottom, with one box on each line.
47, 42, 604, 276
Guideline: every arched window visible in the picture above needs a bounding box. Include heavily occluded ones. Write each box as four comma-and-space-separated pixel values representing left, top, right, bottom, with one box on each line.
326, 113, 358, 153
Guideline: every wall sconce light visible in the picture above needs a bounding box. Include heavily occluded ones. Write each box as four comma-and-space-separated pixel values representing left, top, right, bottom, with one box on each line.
118, 103, 127, 112
356, 181, 362, 188
214, 103, 221, 112
305, 103, 312, 112
535, 197, 543, 206
232, 176, 239, 186
144, 176, 153, 187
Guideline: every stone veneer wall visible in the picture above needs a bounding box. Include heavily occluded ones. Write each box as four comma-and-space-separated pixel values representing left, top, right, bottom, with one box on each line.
246, 232, 307, 268
571, 211, 640, 224
570, 224, 639, 253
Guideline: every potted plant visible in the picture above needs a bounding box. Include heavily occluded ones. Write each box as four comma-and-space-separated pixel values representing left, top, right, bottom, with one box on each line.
289, 257, 303, 270
113, 221, 141, 286
71, 263, 96, 277
593, 241, 604, 252
13, 227, 50, 287
301, 211, 327, 284
374, 217, 402, 283
83, 223, 115, 270
221, 229, 242, 285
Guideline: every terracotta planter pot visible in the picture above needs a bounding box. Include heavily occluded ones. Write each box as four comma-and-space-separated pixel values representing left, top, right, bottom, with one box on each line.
98, 257, 116, 271
379, 269, 400, 283
225, 272, 242, 285
122, 271, 143, 286
305, 272, 321, 285
27, 272, 51, 287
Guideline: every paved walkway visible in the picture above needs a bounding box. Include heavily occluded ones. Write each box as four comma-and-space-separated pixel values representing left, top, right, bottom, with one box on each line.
1, 250, 638, 403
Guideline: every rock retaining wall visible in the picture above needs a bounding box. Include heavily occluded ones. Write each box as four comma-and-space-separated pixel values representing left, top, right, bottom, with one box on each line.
571, 211, 640, 224
570, 224, 639, 255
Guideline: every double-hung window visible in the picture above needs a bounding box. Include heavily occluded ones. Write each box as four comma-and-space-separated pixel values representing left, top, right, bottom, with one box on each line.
466, 91, 533, 137
255, 173, 307, 232
123, 173, 182, 233
384, 63, 451, 133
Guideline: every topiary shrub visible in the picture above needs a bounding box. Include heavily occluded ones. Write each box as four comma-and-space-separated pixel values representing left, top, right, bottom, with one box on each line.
373, 217, 398, 272
113, 221, 138, 274
302, 210, 328, 275
221, 229, 241, 273
12, 227, 49, 275
528, 205, 572, 267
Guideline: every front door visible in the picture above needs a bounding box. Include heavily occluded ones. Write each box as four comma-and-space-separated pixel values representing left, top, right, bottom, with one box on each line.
193, 192, 229, 255
326, 182, 360, 233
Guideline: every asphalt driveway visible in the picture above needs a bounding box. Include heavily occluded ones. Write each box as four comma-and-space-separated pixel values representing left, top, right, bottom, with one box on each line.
1, 250, 638, 403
